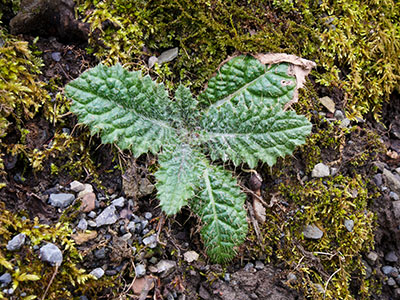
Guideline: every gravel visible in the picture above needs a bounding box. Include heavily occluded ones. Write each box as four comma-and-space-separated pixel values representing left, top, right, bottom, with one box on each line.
95, 205, 119, 227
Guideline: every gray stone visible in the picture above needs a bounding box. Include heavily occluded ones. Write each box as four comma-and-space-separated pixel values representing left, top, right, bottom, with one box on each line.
244, 262, 254, 271
112, 197, 125, 208
6, 233, 26, 251
255, 260, 265, 270
344, 219, 354, 232
396, 167, 400, 175
144, 212, 152, 220
330, 167, 338, 176
224, 273, 230, 282
385, 251, 398, 263
87, 220, 97, 227
339, 118, 351, 128
184, 251, 199, 263
311, 163, 330, 178
287, 273, 297, 283
77, 218, 88, 231
334, 110, 345, 121
88, 211, 96, 218
366, 251, 378, 265
95, 205, 119, 227
383, 169, 400, 194
51, 52, 62, 62
0, 273, 12, 286
382, 266, 394, 275
94, 248, 106, 259
141, 220, 149, 229
143, 234, 157, 248
49, 193, 75, 208
390, 191, 400, 201
39, 243, 63, 266
362, 260, 372, 279
157, 47, 178, 65
127, 221, 136, 232
303, 225, 324, 239
150, 260, 176, 275
90, 267, 104, 279
392, 201, 400, 219
373, 174, 383, 186
70, 180, 85, 192
78, 184, 94, 198
388, 277, 396, 286
135, 264, 146, 277
148, 56, 158, 68
121, 233, 132, 241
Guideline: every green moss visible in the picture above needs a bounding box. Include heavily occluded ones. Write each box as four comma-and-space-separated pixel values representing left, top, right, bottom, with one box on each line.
77, 0, 400, 119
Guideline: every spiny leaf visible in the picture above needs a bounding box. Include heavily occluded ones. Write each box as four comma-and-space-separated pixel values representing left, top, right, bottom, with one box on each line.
190, 162, 248, 263
173, 85, 200, 128
198, 55, 296, 109
65, 64, 181, 156
155, 144, 204, 215
199, 101, 312, 168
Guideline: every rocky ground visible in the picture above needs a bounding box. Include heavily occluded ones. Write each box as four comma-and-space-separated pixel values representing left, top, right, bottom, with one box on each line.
2, 4, 400, 300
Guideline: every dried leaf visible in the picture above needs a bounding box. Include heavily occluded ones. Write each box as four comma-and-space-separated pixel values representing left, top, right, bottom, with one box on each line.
252, 53, 316, 109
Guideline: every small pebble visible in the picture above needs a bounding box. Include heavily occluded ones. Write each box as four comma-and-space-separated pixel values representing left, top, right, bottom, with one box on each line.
77, 218, 88, 231
135, 264, 146, 277
6, 233, 26, 251
382, 266, 394, 275
143, 234, 157, 248
51, 52, 62, 62
70, 180, 85, 192
388, 277, 397, 286
87, 220, 97, 227
385, 251, 399, 263
311, 163, 330, 178
144, 212, 152, 220
39, 243, 63, 266
95, 205, 119, 227
94, 248, 106, 259
244, 262, 254, 271
224, 273, 230, 282
287, 273, 297, 283
255, 260, 265, 270
112, 197, 125, 208
88, 211, 97, 218
303, 224, 324, 239
0, 273, 12, 286
344, 219, 354, 232
90, 267, 104, 279
49, 193, 75, 208
390, 191, 400, 201
373, 174, 383, 186
366, 251, 378, 264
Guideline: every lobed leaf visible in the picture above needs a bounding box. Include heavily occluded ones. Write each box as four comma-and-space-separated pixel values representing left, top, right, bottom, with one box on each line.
199, 100, 312, 168
198, 55, 296, 109
190, 163, 248, 263
155, 144, 204, 215
65, 64, 181, 156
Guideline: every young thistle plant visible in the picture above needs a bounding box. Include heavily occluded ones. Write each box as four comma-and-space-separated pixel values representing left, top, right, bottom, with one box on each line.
65, 55, 313, 263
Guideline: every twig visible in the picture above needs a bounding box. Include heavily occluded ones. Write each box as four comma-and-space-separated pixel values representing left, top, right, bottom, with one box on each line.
246, 200, 265, 251
41, 265, 59, 300
323, 268, 341, 298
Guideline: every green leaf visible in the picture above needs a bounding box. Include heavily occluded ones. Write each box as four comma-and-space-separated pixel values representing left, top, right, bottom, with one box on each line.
199, 101, 312, 168
65, 64, 181, 156
172, 85, 200, 128
190, 163, 248, 263
155, 144, 204, 215
198, 56, 296, 109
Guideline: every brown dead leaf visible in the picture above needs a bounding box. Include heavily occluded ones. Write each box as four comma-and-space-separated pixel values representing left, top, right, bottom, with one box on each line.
252, 53, 316, 109
71, 231, 97, 245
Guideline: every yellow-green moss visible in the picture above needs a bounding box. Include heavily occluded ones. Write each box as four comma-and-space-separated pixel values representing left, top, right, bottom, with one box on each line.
0, 202, 114, 299
77, 0, 400, 119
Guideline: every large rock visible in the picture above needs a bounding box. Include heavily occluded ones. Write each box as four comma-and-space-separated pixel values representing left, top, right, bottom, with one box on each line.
39, 243, 63, 266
